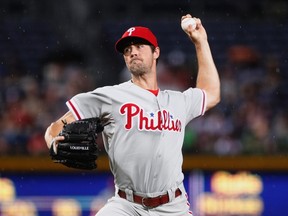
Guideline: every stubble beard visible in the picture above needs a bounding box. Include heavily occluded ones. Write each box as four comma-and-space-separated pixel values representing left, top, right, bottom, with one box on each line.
129, 62, 149, 77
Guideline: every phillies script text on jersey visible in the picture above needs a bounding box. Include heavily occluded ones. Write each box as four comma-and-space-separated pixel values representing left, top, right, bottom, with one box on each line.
120, 103, 182, 132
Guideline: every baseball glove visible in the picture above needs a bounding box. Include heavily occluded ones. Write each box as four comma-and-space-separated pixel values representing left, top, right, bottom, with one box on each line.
49, 115, 109, 170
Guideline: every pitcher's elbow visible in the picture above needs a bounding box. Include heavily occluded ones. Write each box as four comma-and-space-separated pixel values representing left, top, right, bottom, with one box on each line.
215, 94, 221, 105
206, 93, 221, 110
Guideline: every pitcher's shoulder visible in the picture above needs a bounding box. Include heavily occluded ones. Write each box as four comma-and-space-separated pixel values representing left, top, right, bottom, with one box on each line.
116, 80, 133, 89
95, 81, 132, 91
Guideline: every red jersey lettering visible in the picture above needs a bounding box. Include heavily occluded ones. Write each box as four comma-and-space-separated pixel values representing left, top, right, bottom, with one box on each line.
119, 103, 181, 132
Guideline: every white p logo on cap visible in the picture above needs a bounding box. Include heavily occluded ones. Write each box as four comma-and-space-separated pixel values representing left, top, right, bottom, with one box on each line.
115, 26, 158, 53
127, 27, 135, 36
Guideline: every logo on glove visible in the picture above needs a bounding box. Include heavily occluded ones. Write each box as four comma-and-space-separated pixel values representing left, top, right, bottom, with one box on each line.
70, 146, 89, 150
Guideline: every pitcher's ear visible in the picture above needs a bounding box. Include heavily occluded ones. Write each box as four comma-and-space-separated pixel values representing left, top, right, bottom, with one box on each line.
153, 47, 160, 60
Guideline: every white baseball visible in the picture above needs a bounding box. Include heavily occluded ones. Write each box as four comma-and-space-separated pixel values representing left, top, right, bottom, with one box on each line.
181, 17, 196, 31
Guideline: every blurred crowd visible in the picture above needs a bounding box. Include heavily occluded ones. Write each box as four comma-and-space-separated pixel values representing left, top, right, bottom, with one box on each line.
0, 52, 96, 155
183, 45, 288, 155
0, 41, 287, 157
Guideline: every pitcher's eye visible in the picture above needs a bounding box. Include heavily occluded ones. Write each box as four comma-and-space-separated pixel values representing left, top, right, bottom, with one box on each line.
123, 47, 132, 55
137, 44, 145, 49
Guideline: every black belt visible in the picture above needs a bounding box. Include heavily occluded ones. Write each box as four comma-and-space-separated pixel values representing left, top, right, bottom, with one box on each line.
118, 188, 182, 208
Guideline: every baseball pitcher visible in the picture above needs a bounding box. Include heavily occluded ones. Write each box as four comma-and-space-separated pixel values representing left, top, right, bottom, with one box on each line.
45, 14, 220, 216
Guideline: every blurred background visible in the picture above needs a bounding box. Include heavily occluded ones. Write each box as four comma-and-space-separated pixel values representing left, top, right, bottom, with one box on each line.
0, 0, 288, 215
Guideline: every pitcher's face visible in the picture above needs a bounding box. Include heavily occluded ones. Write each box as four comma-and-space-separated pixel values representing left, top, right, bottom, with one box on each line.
123, 44, 159, 76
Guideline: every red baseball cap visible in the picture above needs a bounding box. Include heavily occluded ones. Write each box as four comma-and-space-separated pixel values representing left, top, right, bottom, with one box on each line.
115, 26, 158, 53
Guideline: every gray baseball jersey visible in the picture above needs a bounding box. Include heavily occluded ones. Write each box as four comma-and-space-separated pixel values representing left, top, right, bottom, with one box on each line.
66, 80, 206, 196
